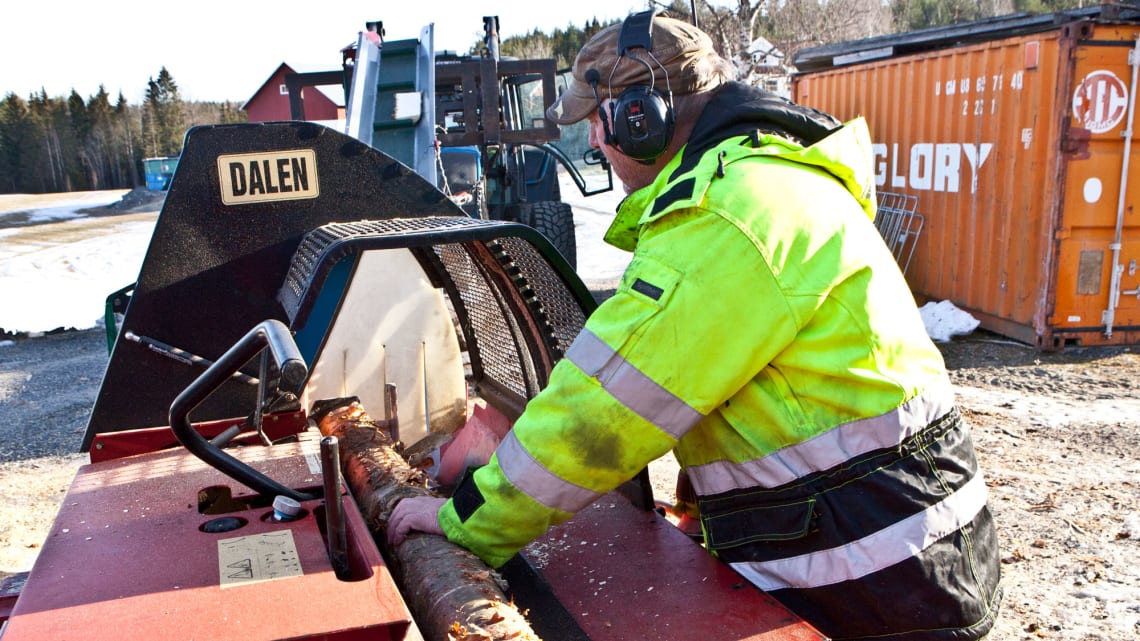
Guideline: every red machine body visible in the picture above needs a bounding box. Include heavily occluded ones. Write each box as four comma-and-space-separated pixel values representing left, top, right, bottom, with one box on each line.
3, 413, 825, 641
3, 426, 416, 641
521, 496, 824, 641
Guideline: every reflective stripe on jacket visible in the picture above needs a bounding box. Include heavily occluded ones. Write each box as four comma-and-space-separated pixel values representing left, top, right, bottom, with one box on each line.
439, 99, 1000, 639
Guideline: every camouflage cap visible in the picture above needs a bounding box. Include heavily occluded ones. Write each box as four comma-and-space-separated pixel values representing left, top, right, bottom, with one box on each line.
546, 15, 723, 125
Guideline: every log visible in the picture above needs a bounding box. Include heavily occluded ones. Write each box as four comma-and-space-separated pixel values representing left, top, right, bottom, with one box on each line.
313, 397, 540, 641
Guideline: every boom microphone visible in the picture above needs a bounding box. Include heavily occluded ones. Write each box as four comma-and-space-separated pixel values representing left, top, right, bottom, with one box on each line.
584, 68, 615, 144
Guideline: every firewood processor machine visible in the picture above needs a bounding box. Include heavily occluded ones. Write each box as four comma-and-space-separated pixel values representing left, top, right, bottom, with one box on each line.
0, 18, 827, 641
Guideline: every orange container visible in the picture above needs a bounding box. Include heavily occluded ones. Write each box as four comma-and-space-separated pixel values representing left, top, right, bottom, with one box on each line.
793, 12, 1140, 348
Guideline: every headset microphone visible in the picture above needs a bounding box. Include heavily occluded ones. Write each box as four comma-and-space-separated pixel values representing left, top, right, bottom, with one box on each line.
584, 68, 615, 145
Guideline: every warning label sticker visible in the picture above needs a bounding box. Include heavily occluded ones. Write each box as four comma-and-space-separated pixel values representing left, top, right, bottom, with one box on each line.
217, 530, 303, 588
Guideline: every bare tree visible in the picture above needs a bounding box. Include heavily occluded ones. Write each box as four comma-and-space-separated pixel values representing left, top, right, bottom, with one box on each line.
658, 0, 763, 78
659, 1, 891, 79
764, 0, 892, 61
892, 0, 1018, 32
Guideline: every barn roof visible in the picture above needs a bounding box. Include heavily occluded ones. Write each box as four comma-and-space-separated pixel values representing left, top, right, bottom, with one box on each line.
241, 62, 346, 111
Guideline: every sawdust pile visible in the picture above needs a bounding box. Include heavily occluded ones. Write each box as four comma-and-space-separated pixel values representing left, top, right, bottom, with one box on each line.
83, 187, 166, 215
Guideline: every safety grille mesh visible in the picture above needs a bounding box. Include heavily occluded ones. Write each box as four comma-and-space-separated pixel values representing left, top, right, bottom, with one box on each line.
433, 241, 534, 398
494, 236, 587, 357
279, 216, 589, 404
280, 217, 484, 317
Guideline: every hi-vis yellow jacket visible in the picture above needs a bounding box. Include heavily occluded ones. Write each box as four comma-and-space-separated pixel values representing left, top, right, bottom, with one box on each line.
440, 83, 1000, 641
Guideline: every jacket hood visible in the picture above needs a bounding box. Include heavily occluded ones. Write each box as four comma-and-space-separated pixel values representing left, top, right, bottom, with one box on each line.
686, 82, 841, 158
604, 83, 879, 252
682, 82, 877, 218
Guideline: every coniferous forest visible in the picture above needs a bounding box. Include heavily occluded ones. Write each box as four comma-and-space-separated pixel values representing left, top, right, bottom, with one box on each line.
1, 67, 244, 194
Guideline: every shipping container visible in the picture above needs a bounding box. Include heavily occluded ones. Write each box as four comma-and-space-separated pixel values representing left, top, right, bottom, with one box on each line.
142, 156, 179, 191
793, 6, 1140, 348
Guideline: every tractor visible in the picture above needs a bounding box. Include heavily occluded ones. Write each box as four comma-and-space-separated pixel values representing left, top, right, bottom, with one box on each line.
285, 16, 613, 269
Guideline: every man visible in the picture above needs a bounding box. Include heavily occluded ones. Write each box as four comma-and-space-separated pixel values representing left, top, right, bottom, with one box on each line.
389, 12, 1002, 640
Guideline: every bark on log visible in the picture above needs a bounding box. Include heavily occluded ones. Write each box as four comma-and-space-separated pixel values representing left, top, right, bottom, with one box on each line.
314, 398, 540, 641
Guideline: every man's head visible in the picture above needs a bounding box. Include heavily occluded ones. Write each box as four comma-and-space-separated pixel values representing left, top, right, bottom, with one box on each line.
547, 14, 729, 127
548, 13, 732, 190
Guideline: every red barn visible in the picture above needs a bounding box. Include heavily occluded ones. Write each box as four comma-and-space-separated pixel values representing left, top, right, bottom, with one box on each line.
242, 62, 345, 123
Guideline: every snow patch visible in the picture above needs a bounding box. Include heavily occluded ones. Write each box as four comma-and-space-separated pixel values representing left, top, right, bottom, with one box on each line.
920, 300, 980, 342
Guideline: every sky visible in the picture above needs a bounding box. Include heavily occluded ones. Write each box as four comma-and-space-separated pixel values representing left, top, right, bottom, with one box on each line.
1, 0, 649, 104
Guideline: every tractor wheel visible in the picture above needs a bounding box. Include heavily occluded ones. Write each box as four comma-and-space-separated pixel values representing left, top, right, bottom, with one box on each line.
521, 201, 577, 269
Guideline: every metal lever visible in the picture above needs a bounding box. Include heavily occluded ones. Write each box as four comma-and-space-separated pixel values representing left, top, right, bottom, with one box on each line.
321, 435, 350, 580
169, 319, 314, 502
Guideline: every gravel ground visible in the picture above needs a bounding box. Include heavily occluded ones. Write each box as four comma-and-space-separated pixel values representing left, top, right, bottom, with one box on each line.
0, 329, 105, 461
0, 330, 100, 583
938, 337, 1140, 641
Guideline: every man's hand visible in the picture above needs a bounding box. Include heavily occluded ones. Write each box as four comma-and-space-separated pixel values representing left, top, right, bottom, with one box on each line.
387, 496, 447, 546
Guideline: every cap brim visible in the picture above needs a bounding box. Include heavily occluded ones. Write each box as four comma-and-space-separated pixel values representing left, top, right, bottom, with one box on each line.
546, 89, 597, 125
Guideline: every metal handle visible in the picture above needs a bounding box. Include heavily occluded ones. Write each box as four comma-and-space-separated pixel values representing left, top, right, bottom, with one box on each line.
168, 319, 314, 501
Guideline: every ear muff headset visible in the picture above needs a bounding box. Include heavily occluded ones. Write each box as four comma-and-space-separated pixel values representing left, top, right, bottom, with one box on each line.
587, 9, 675, 163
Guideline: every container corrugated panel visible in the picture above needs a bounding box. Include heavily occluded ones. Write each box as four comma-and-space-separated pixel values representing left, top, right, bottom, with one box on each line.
794, 19, 1140, 348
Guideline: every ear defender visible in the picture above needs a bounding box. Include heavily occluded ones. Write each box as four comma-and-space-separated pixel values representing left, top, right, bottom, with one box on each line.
610, 81, 674, 162
605, 10, 676, 162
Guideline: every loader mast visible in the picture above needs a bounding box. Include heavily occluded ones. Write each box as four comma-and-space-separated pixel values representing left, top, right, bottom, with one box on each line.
285, 16, 612, 269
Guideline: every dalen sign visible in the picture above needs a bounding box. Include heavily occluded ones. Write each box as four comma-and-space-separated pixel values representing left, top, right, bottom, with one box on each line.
217, 150, 320, 205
